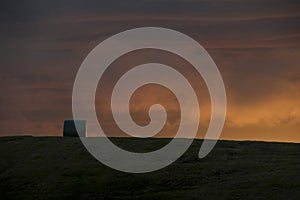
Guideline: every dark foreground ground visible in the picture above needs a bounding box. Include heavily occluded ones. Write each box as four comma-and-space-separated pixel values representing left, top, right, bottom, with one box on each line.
0, 136, 299, 199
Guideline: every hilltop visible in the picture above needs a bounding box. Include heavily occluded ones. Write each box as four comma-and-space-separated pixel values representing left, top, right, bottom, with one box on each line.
0, 136, 299, 199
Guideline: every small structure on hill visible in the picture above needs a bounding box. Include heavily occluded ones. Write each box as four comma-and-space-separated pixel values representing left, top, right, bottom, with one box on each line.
63, 120, 86, 137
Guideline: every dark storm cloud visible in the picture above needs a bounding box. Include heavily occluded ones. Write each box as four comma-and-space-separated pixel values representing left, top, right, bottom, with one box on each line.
0, 0, 299, 141
1, 0, 299, 23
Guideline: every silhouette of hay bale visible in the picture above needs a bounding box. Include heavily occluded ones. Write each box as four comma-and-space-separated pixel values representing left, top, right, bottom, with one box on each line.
63, 120, 86, 137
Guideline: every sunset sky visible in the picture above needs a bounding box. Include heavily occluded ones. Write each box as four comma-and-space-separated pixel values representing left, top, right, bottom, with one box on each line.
1, 0, 300, 142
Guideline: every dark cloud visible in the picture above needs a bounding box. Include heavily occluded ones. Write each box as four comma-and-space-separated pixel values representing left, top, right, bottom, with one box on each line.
0, 0, 299, 142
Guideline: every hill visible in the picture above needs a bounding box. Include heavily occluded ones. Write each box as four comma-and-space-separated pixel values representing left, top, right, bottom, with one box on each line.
0, 136, 299, 199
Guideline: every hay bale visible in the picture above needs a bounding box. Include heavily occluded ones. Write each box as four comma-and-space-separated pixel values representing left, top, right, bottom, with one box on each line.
63, 120, 86, 137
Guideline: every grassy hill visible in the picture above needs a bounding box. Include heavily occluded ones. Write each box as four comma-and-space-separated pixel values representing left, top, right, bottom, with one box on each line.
0, 136, 299, 199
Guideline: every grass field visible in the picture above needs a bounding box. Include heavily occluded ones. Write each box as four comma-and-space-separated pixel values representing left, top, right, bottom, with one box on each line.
0, 136, 299, 199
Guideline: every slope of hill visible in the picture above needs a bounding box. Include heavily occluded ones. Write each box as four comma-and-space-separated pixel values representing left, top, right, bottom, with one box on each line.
0, 136, 299, 199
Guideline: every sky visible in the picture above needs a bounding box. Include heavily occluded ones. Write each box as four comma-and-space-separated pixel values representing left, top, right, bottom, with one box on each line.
0, 0, 300, 142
